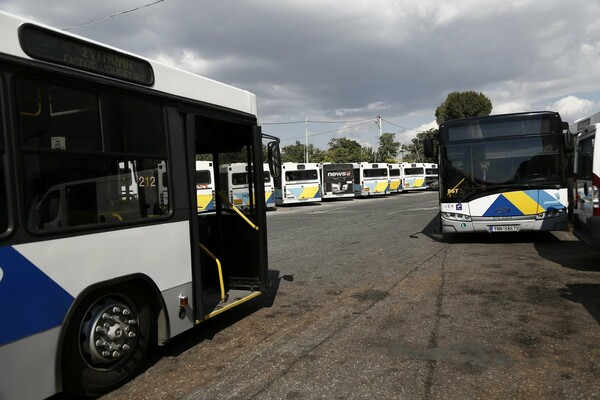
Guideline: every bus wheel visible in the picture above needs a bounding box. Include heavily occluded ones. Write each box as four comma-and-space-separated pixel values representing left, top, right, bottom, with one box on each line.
62, 286, 155, 396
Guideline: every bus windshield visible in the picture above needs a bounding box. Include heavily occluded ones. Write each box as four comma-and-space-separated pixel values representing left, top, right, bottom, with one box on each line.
441, 133, 562, 202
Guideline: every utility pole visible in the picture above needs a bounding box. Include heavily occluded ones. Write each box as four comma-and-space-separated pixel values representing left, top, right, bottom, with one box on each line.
304, 117, 308, 163
375, 115, 382, 162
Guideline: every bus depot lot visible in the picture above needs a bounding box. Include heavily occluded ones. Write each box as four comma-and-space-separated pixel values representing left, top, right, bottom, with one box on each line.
102, 191, 600, 400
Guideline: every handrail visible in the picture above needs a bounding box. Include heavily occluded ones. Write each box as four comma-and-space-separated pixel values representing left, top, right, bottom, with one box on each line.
217, 192, 259, 231
198, 243, 226, 303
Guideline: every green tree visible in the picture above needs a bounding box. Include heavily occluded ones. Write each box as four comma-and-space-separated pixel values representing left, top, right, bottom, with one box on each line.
325, 137, 363, 163
281, 141, 325, 163
378, 132, 400, 162
435, 91, 493, 125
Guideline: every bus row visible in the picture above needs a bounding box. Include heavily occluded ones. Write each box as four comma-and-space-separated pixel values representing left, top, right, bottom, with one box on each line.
198, 161, 439, 210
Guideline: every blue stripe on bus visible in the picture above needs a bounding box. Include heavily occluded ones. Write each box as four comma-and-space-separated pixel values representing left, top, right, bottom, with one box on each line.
0, 246, 74, 345
482, 194, 525, 217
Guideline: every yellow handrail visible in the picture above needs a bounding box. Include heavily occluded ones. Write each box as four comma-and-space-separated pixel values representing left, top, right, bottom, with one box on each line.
198, 243, 226, 303
217, 192, 259, 231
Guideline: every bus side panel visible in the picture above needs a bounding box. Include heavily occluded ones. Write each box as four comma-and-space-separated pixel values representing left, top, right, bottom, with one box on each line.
0, 327, 61, 400
13, 222, 195, 339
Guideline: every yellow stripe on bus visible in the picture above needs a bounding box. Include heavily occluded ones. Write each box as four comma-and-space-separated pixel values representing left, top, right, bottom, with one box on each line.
504, 191, 543, 215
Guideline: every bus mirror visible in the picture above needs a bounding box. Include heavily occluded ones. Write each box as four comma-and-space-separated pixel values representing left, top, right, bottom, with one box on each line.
423, 137, 434, 158
267, 141, 281, 179
562, 122, 575, 152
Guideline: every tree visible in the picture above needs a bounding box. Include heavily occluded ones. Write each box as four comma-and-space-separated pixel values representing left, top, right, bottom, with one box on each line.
281, 141, 325, 163
325, 137, 363, 163
378, 132, 400, 162
435, 91, 493, 125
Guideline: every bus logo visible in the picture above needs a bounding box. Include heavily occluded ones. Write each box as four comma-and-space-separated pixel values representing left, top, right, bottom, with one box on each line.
495, 207, 511, 214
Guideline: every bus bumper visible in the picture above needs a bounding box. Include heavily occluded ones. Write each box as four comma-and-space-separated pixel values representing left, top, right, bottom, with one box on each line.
441, 215, 569, 233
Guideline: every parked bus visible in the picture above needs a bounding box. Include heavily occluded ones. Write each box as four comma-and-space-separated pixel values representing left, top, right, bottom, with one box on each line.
219, 162, 275, 209
400, 162, 427, 192
0, 11, 281, 399
196, 161, 215, 212
425, 111, 569, 234
570, 111, 600, 249
353, 162, 390, 196
388, 163, 403, 193
274, 162, 321, 205
320, 163, 355, 199
424, 163, 439, 190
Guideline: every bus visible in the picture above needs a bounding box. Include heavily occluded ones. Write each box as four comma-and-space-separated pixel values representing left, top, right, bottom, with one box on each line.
320, 163, 355, 199
196, 161, 215, 213
570, 111, 600, 249
388, 163, 403, 193
274, 162, 321, 205
400, 162, 427, 192
353, 162, 390, 196
424, 163, 439, 190
425, 111, 569, 234
219, 162, 275, 209
0, 11, 281, 399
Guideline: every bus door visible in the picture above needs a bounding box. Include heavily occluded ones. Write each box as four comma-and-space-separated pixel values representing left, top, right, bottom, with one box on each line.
186, 114, 273, 321
573, 125, 600, 248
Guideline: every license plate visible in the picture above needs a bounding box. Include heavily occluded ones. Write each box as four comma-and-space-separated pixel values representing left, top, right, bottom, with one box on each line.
489, 225, 519, 232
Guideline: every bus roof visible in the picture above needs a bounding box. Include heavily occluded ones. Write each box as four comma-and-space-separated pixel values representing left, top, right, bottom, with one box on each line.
0, 11, 257, 116
440, 111, 560, 128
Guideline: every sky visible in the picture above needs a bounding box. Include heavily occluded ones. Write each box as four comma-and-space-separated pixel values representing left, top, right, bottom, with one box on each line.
2, 0, 600, 151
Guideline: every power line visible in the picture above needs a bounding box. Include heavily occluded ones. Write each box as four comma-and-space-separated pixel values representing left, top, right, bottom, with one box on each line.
261, 117, 375, 125
380, 117, 422, 132
279, 120, 376, 142
63, 0, 166, 31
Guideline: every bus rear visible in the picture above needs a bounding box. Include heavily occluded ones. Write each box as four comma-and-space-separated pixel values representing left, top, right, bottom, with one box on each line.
353, 163, 390, 196
320, 163, 355, 199
196, 161, 215, 212
571, 113, 600, 249
436, 112, 569, 234
401, 163, 426, 191
275, 163, 321, 205
388, 163, 402, 193
424, 163, 439, 190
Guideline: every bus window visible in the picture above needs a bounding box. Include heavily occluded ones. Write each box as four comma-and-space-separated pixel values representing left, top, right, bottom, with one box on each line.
17, 77, 169, 231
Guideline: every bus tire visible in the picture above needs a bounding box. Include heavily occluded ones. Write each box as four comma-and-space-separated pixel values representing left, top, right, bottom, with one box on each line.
61, 284, 156, 396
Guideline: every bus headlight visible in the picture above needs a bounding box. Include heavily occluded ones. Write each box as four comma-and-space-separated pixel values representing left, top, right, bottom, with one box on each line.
441, 212, 471, 222
536, 208, 566, 219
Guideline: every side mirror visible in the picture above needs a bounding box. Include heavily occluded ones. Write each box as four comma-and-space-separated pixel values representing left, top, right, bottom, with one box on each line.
423, 137, 434, 158
562, 122, 575, 153
266, 139, 281, 179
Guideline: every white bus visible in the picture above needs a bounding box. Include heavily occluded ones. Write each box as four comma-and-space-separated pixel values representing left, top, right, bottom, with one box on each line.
274, 162, 322, 205
320, 163, 355, 199
425, 111, 569, 234
219, 162, 275, 209
424, 163, 439, 190
196, 161, 215, 213
353, 162, 390, 196
571, 111, 600, 249
0, 11, 281, 399
388, 163, 403, 193
400, 162, 427, 192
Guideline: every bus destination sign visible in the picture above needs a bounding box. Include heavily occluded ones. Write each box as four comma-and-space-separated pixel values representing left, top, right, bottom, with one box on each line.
19, 24, 154, 86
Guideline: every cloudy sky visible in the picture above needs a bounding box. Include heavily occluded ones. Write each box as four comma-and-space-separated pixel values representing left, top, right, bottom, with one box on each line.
2, 0, 600, 150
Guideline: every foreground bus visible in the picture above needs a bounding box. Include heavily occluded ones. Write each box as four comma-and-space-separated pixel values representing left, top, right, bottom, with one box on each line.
424, 163, 439, 190
400, 162, 427, 192
353, 163, 390, 196
428, 111, 569, 234
388, 163, 403, 193
320, 163, 355, 199
196, 161, 215, 212
571, 112, 600, 249
0, 11, 280, 399
274, 162, 321, 205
